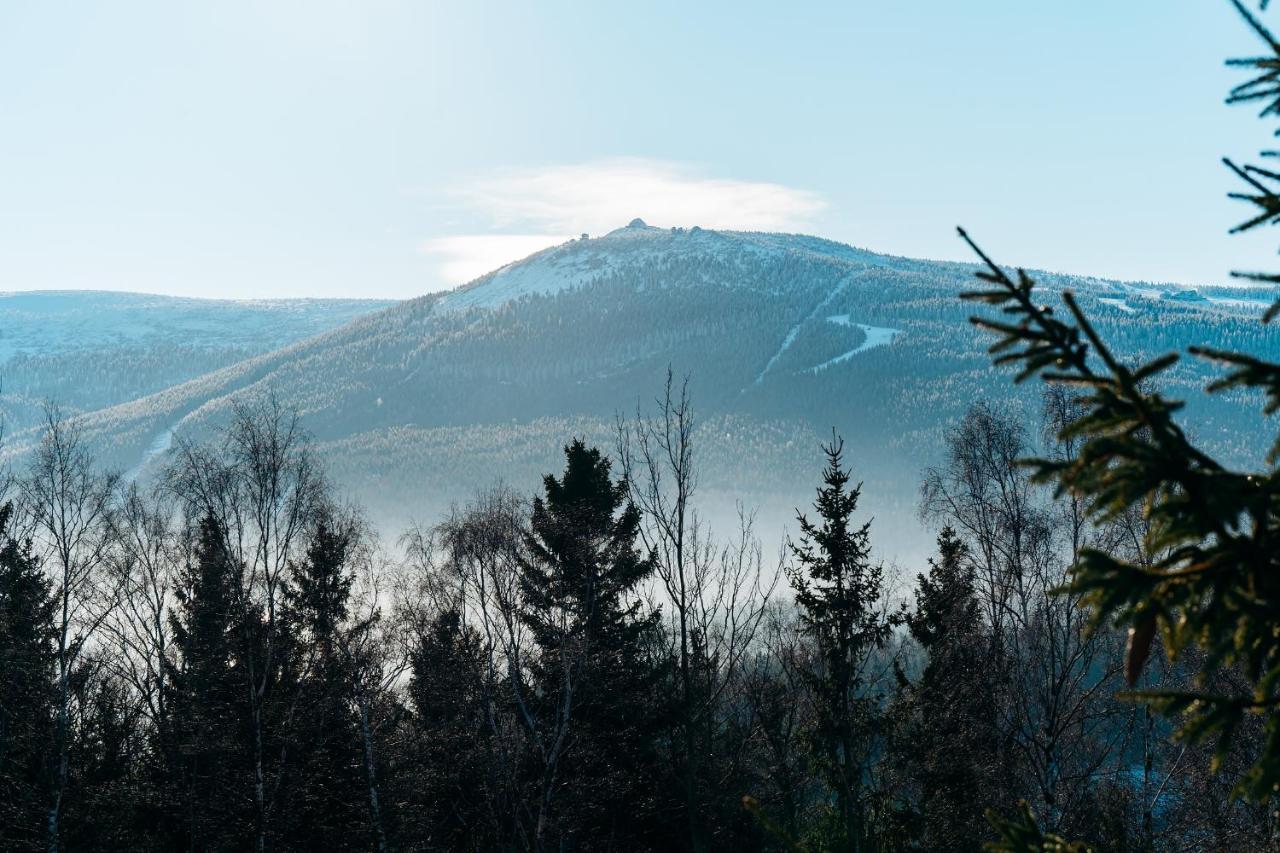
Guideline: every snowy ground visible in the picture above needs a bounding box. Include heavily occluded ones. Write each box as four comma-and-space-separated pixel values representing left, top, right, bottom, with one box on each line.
0, 291, 391, 362
808, 315, 902, 372
124, 425, 175, 483
1098, 296, 1137, 314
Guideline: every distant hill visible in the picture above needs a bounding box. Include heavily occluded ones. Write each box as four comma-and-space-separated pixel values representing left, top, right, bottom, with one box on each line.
21, 222, 1277, 561
0, 290, 394, 428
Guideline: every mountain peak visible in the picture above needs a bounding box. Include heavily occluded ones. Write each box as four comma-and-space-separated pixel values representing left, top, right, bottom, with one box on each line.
601, 218, 664, 240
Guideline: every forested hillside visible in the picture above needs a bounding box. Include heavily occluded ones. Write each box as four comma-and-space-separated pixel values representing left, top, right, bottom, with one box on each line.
28, 221, 1275, 560
0, 291, 393, 430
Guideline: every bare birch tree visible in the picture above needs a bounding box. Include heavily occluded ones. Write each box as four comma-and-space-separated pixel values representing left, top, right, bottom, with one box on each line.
24, 405, 120, 853
166, 394, 327, 853
921, 401, 1126, 835
617, 371, 779, 850
101, 483, 179, 757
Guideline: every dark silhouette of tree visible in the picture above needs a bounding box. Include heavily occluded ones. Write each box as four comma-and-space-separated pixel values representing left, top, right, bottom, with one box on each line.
404, 607, 493, 849
616, 373, 779, 852
786, 435, 896, 851
277, 519, 370, 852
963, 4, 1280, 843
894, 526, 998, 851
163, 512, 248, 852
515, 439, 670, 851
0, 502, 56, 852
61, 663, 153, 852
25, 406, 119, 853
167, 395, 329, 853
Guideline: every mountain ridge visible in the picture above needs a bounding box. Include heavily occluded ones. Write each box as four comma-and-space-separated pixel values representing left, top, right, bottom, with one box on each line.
9, 224, 1275, 560
0, 291, 395, 432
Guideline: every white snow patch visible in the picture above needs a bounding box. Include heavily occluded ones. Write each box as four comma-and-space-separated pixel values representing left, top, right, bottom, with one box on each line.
437, 222, 802, 315
1098, 297, 1136, 314
435, 242, 602, 312
124, 425, 176, 484
751, 276, 857, 386
808, 316, 901, 372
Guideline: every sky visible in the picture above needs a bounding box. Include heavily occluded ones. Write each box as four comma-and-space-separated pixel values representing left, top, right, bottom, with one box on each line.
0, 1, 1275, 300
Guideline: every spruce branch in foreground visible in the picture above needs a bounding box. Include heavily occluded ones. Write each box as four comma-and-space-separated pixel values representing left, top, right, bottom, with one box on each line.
959, 224, 1280, 800
959, 0, 1280, 807
1225, 0, 1280, 321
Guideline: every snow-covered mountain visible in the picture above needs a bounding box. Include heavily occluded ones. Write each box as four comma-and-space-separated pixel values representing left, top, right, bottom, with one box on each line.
16, 224, 1275, 559
435, 219, 884, 313
0, 291, 392, 361
0, 291, 393, 429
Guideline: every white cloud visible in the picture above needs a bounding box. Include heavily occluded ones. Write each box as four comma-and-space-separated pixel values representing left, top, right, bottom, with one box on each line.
457, 158, 826, 234
419, 158, 826, 284
418, 233, 573, 285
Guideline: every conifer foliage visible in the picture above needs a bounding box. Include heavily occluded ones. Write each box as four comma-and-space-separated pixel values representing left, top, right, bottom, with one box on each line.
164, 513, 246, 851
280, 519, 371, 852
0, 502, 56, 852
515, 439, 668, 850
959, 0, 1280, 830
786, 435, 896, 851
1, 382, 1277, 849
8, 3, 1280, 837
894, 527, 996, 852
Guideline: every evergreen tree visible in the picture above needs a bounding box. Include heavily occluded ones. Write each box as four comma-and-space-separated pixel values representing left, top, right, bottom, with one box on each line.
0, 502, 57, 852
897, 526, 997, 851
907, 527, 977, 652
164, 512, 249, 852
786, 435, 895, 852
962, 5, 1280, 841
62, 665, 154, 852
404, 608, 494, 849
517, 439, 670, 850
278, 520, 370, 852
288, 521, 354, 650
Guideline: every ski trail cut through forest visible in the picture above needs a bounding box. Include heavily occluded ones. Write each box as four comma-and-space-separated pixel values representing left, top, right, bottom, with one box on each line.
123, 423, 177, 484
807, 316, 901, 372
749, 274, 855, 388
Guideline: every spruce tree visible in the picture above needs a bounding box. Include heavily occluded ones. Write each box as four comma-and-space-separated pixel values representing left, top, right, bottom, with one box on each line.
164, 512, 248, 852
0, 502, 57, 852
404, 608, 493, 849
787, 436, 896, 852
960, 3, 1280, 837
62, 666, 153, 852
278, 520, 369, 852
907, 527, 976, 651
288, 521, 354, 647
517, 439, 669, 850
898, 526, 997, 851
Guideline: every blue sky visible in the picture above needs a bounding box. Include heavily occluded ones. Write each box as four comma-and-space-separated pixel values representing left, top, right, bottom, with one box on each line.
0, 1, 1273, 299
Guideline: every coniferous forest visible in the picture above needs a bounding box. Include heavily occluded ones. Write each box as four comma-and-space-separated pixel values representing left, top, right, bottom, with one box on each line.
0, 370, 1272, 852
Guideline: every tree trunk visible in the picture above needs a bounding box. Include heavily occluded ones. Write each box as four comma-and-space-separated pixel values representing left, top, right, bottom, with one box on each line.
352, 674, 390, 853
46, 582, 71, 853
